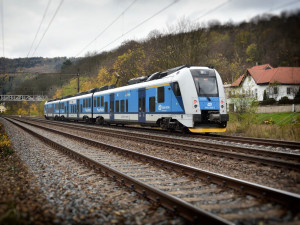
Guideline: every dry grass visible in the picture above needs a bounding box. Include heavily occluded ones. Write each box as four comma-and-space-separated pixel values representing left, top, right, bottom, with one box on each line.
226, 122, 300, 142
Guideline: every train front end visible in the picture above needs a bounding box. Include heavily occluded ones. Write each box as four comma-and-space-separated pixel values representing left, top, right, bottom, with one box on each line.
178, 67, 229, 133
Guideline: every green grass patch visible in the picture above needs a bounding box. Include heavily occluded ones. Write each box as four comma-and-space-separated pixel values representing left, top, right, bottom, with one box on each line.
226, 112, 300, 141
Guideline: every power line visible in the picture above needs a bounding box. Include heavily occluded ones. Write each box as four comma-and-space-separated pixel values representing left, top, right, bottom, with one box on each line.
97, 0, 180, 53
270, 0, 300, 12
75, 0, 138, 57
26, 0, 52, 58
31, 0, 64, 56
193, 0, 232, 22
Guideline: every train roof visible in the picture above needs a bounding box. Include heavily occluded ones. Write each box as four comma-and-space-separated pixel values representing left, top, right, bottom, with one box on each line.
45, 65, 214, 104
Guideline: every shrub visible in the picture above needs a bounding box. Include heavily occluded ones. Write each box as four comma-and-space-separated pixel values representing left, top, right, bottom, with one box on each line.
278, 96, 292, 104
259, 98, 276, 105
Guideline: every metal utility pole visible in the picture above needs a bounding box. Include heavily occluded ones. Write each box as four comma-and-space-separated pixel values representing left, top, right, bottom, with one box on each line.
77, 69, 80, 93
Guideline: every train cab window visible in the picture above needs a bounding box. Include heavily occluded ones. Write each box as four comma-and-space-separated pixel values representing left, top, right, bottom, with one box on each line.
115, 100, 119, 112
173, 82, 181, 97
158, 86, 165, 103
89, 99, 91, 108
105, 102, 108, 113
97, 97, 100, 107
120, 100, 125, 112
126, 99, 128, 112
149, 97, 156, 112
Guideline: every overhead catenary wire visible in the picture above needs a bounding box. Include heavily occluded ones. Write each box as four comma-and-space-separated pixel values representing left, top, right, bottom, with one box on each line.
270, 0, 300, 12
26, 0, 52, 58
193, 0, 232, 22
31, 0, 64, 57
75, 0, 138, 57
97, 0, 180, 53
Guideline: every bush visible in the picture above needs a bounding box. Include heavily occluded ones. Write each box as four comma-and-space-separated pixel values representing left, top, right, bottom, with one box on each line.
259, 98, 276, 105
278, 96, 292, 104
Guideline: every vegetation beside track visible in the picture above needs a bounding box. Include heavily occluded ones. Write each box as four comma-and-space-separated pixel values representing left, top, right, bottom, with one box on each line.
0, 121, 55, 225
226, 112, 300, 141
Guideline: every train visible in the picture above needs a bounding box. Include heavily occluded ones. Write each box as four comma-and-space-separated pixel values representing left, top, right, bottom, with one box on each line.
44, 65, 229, 133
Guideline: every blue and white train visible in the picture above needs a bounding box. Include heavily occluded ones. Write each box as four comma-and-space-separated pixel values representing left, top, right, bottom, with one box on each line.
44, 65, 229, 133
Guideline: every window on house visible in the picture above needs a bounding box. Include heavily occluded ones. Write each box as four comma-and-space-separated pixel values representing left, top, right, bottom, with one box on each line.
255, 89, 258, 99
274, 87, 278, 95
287, 87, 291, 95
158, 86, 165, 103
149, 97, 155, 112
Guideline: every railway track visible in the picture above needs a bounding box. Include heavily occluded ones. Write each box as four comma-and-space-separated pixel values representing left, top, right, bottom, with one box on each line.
20, 116, 300, 150
5, 117, 300, 224
17, 116, 300, 171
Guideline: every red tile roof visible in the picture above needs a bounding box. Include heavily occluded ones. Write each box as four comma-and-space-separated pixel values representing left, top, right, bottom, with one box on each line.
231, 64, 300, 86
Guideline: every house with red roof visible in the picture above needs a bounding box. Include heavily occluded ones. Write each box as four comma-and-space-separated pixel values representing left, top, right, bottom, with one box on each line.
226, 64, 300, 112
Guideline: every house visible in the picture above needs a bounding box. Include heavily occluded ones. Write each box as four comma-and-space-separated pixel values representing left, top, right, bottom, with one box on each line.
226, 64, 300, 112
0, 105, 7, 113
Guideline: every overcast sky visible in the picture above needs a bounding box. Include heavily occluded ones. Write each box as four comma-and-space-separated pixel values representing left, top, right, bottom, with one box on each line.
1, 0, 300, 59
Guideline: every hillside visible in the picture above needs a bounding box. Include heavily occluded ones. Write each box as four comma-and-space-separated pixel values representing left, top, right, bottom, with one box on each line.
55, 12, 300, 98
1, 11, 300, 99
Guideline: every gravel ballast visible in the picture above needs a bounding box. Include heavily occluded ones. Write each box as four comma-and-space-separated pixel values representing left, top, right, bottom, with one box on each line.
1, 118, 186, 224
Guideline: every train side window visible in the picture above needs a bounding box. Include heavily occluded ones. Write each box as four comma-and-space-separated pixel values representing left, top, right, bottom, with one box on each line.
83, 99, 86, 108
149, 97, 155, 112
65, 106, 66, 112
94, 98, 96, 107
126, 99, 128, 112
116, 100, 119, 112
173, 82, 181, 96
105, 102, 108, 113
101, 96, 104, 107
120, 100, 125, 112
81, 104, 83, 113
97, 97, 100, 107
89, 99, 91, 108
158, 86, 165, 103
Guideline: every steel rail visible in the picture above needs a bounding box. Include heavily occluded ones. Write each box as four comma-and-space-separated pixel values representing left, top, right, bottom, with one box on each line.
5, 118, 231, 224
18, 117, 300, 171
8, 117, 300, 211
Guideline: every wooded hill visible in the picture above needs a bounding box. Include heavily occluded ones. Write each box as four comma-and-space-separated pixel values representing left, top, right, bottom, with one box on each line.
55, 11, 300, 98
2, 11, 300, 99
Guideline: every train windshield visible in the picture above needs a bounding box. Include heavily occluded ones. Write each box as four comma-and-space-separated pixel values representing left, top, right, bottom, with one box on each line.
190, 69, 218, 97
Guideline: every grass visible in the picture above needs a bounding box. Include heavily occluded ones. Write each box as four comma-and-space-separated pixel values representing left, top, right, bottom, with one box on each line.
225, 112, 300, 141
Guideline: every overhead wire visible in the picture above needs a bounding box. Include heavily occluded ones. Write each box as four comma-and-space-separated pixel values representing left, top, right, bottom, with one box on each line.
75, 0, 138, 57
26, 0, 52, 58
193, 0, 232, 22
31, 0, 64, 56
270, 0, 300, 12
97, 0, 180, 53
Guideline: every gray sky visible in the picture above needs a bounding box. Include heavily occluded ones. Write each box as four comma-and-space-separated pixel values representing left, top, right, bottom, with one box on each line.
1, 0, 300, 58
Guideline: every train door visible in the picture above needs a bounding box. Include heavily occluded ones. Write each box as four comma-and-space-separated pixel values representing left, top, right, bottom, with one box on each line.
77, 99, 80, 119
138, 88, 146, 123
110, 93, 114, 121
